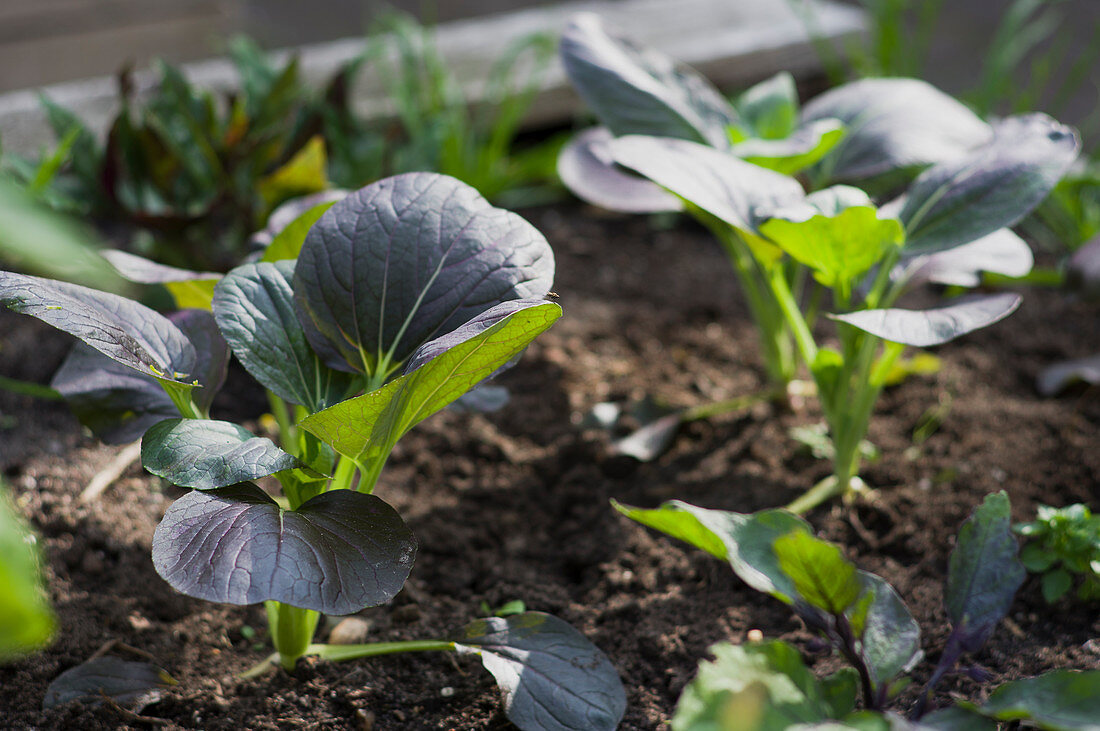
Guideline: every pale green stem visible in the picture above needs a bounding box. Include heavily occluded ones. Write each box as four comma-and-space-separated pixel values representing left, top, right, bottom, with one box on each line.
267, 601, 321, 671
306, 639, 456, 662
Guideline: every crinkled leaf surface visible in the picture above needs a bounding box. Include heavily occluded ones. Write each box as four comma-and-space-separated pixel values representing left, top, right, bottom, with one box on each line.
294, 173, 554, 371
945, 491, 1025, 653
0, 272, 195, 384
0, 490, 55, 663
802, 78, 992, 184
560, 13, 738, 148
607, 135, 805, 242
300, 300, 560, 464
142, 419, 309, 490
830, 293, 1021, 347
733, 119, 846, 176
613, 500, 809, 601
774, 531, 861, 615
152, 484, 415, 615
50, 309, 227, 444
213, 260, 353, 411
897, 229, 1033, 289
672, 641, 832, 731
42, 656, 175, 710
857, 573, 922, 686
557, 127, 683, 214
900, 115, 1079, 254
760, 186, 903, 288
452, 612, 626, 731
975, 670, 1100, 730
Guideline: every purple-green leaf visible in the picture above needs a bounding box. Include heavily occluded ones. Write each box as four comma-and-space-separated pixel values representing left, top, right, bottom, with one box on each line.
42, 656, 176, 710
152, 484, 415, 615
294, 173, 554, 371
975, 670, 1100, 730
945, 491, 1025, 653
900, 114, 1079, 254
898, 229, 1033, 289
560, 13, 739, 149
557, 127, 683, 214
142, 419, 310, 490
453, 612, 626, 731
829, 293, 1021, 347
213, 260, 353, 411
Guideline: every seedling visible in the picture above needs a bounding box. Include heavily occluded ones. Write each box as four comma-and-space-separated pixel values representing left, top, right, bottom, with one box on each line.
557, 14, 1079, 508
617, 492, 1100, 727
1015, 503, 1100, 603
0, 481, 55, 663
0, 173, 625, 729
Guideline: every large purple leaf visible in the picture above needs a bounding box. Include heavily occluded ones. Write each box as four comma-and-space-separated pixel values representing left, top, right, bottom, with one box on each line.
213, 260, 354, 411
294, 173, 554, 372
830, 293, 1021, 347
152, 484, 415, 615
607, 135, 805, 237
900, 114, 1079, 254
557, 127, 682, 214
0, 272, 195, 383
802, 77, 992, 184
560, 13, 738, 149
453, 612, 626, 731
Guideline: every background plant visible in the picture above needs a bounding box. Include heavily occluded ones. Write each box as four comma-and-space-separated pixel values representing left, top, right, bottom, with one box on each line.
1015, 503, 1100, 603
0, 480, 55, 664
557, 14, 1078, 509
617, 492, 1100, 728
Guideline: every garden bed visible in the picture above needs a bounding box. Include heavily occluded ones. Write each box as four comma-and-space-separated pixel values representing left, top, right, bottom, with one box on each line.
1, 200, 1098, 729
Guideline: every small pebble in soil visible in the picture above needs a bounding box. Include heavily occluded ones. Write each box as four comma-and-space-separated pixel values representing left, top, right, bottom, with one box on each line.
328, 617, 374, 645
747, 629, 764, 642
356, 708, 375, 731
440, 687, 455, 698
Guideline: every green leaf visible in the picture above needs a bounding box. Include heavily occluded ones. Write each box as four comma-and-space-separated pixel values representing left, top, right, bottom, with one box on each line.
820, 668, 860, 719
736, 72, 799, 140
1041, 569, 1073, 603
212, 260, 354, 411
760, 186, 903, 289
919, 705, 998, 730
453, 612, 626, 731
301, 300, 560, 465
613, 500, 811, 601
672, 641, 833, 731
945, 491, 1026, 652
0, 487, 55, 663
735, 119, 846, 176
142, 418, 313, 490
976, 670, 1100, 730
260, 200, 338, 263
257, 136, 329, 212
774, 531, 862, 615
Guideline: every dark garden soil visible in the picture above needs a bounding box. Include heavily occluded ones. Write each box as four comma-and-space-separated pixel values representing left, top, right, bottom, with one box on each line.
1, 202, 1098, 730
